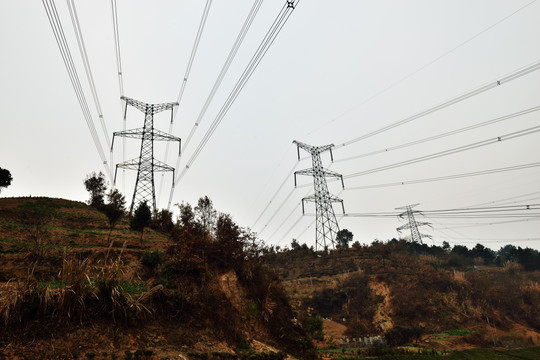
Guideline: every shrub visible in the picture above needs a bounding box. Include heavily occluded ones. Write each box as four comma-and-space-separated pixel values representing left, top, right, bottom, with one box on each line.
305, 316, 324, 341
141, 250, 163, 269
385, 325, 423, 346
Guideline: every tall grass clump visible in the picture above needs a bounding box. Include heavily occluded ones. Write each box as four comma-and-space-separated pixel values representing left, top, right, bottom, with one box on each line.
0, 249, 149, 337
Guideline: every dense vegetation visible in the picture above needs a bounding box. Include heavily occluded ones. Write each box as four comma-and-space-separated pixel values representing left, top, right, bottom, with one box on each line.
0, 196, 316, 359
266, 238, 540, 350
1, 189, 539, 358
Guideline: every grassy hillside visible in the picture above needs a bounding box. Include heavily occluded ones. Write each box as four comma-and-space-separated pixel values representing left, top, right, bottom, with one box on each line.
0, 197, 316, 360
2, 197, 539, 359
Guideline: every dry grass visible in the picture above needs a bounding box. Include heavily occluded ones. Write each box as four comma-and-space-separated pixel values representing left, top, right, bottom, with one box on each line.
452, 270, 466, 283
0, 245, 152, 332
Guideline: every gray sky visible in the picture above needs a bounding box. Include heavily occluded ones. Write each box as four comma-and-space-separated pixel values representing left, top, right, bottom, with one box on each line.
1, 0, 539, 250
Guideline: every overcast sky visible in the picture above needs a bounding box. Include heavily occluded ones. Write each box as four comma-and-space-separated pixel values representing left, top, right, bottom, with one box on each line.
1, 0, 539, 251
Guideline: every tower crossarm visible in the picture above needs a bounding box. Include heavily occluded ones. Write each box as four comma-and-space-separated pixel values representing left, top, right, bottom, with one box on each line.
395, 203, 420, 211
116, 158, 174, 172
122, 96, 177, 114
112, 128, 181, 153
302, 194, 344, 204
115, 158, 141, 171
396, 223, 412, 231
294, 168, 344, 188
293, 140, 335, 159
113, 128, 180, 141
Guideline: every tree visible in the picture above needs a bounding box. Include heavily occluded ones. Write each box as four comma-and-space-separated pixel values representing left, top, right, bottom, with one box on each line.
83, 171, 107, 209
442, 241, 451, 251
195, 195, 217, 239
451, 244, 469, 257
215, 213, 243, 267
151, 209, 175, 234
0, 167, 12, 193
291, 239, 301, 251
470, 243, 495, 264
103, 188, 126, 242
130, 201, 151, 242
336, 229, 353, 248
176, 202, 195, 229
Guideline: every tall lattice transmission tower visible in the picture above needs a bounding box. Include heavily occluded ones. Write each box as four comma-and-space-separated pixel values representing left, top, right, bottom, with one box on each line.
111, 97, 181, 213
395, 203, 432, 243
293, 140, 345, 251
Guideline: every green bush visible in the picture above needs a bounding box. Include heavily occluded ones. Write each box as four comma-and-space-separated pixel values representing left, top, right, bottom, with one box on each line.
305, 316, 324, 341
141, 250, 163, 269
385, 325, 423, 346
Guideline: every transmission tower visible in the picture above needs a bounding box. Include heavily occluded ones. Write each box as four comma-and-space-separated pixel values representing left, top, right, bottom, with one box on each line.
293, 140, 345, 251
395, 203, 432, 243
112, 97, 181, 213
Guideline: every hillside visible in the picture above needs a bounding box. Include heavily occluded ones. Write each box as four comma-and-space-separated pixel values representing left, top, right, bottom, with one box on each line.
265, 241, 540, 357
0, 197, 316, 359
2, 197, 540, 360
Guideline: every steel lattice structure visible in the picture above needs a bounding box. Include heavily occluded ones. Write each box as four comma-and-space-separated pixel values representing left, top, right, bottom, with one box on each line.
395, 204, 432, 243
293, 140, 345, 251
112, 97, 180, 213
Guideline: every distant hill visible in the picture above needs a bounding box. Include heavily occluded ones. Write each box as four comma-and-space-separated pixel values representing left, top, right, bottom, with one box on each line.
265, 240, 540, 354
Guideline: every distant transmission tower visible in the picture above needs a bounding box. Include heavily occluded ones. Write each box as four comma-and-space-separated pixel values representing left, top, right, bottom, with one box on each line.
395, 204, 432, 243
293, 140, 345, 251
112, 97, 180, 213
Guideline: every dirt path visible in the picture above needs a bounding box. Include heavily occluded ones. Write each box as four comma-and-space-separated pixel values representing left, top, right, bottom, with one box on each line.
371, 280, 393, 333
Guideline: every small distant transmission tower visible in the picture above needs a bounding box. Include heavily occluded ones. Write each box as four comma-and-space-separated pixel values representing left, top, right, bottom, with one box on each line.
293, 140, 345, 251
111, 97, 181, 213
395, 204, 432, 243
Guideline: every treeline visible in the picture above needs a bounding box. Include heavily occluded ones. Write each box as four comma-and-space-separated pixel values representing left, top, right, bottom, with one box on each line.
265, 237, 540, 272
385, 239, 540, 271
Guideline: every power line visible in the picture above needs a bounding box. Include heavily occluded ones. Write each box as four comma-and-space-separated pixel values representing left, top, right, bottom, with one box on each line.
300, 0, 538, 140
178, 0, 298, 177
334, 105, 540, 163
251, 163, 296, 230
251, 153, 309, 229
158, 0, 213, 204
267, 201, 302, 241
291, 218, 316, 246
258, 187, 309, 236
335, 60, 540, 149
179, 0, 265, 157
42, 0, 112, 180
436, 237, 540, 244
274, 213, 303, 245
67, 0, 112, 173
169, 0, 300, 208
343, 125, 540, 179
110, 0, 126, 190
422, 204, 540, 212
343, 162, 540, 191
463, 191, 540, 208
336, 204, 540, 219
166, 0, 265, 210
111, 0, 124, 99
428, 217, 540, 230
